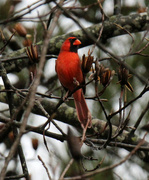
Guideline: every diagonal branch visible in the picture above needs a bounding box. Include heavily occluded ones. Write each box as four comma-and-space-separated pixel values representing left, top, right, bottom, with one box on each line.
1, 12, 148, 74
0, 86, 149, 162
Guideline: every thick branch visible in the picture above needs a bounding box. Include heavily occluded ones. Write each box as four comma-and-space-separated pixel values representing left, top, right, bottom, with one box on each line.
0, 86, 149, 162
1, 12, 148, 73
47, 12, 148, 54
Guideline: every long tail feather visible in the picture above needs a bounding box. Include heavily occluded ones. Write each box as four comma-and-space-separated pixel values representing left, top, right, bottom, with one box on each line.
73, 89, 92, 129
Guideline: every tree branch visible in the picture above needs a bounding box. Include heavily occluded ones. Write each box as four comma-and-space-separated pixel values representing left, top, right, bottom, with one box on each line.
1, 12, 148, 74
0, 85, 149, 162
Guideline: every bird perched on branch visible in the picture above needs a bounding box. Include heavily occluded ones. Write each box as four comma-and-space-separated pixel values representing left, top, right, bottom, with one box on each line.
56, 37, 92, 130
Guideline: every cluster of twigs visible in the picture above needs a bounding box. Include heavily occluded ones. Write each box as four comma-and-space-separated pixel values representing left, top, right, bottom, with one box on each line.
0, 0, 149, 180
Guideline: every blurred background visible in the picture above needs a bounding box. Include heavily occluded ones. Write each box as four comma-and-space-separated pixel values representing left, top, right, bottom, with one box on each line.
0, 0, 149, 179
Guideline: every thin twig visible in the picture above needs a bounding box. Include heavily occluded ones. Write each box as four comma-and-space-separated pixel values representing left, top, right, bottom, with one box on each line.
59, 159, 74, 179
55, 3, 148, 85
4, 174, 26, 180
63, 133, 147, 180
0, 0, 52, 25
130, 101, 149, 135
38, 155, 52, 180
0, 63, 30, 179
109, 85, 149, 119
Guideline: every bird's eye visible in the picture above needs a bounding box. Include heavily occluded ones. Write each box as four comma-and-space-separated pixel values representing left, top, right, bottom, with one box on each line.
69, 38, 77, 45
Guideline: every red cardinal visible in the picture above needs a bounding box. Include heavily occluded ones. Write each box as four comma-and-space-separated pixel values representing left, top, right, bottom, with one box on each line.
56, 37, 92, 129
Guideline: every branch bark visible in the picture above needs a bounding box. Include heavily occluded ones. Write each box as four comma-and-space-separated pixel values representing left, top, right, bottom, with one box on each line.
1, 12, 148, 74
0, 85, 149, 162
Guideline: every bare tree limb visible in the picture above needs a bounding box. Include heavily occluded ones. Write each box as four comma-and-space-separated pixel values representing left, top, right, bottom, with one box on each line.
0, 85, 149, 162
1, 12, 148, 74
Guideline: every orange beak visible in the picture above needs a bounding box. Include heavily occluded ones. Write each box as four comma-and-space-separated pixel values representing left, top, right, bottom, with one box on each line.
73, 39, 81, 46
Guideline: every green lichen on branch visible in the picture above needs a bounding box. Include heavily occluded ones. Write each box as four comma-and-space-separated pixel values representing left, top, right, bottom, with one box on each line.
47, 12, 148, 54
0, 85, 149, 162
1, 12, 148, 74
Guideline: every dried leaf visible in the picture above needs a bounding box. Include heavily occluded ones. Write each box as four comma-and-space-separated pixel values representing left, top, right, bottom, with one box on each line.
67, 127, 82, 161
32, 138, 39, 150
81, 53, 94, 74
117, 65, 133, 92
14, 23, 27, 37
